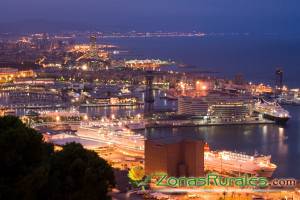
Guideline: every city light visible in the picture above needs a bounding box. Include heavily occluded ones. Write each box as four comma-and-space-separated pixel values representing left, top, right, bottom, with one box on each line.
196, 80, 208, 91
81, 64, 88, 71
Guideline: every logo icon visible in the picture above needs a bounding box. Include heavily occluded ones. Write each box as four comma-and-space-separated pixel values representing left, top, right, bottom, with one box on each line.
128, 166, 150, 190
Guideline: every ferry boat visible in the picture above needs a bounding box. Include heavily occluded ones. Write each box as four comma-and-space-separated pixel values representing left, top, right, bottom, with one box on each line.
254, 99, 290, 123
204, 143, 277, 177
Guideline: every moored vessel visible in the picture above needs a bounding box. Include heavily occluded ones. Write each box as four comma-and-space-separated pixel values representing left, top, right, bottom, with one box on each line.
254, 99, 290, 123
204, 143, 277, 177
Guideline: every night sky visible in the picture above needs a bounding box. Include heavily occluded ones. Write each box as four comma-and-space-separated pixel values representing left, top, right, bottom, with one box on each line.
0, 0, 300, 33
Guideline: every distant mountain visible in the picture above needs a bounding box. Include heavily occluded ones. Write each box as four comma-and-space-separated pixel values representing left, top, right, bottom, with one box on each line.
0, 19, 96, 33
0, 19, 145, 34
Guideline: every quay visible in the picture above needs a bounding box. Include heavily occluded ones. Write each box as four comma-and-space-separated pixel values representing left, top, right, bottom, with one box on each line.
3, 104, 67, 109
80, 103, 144, 107
145, 119, 275, 128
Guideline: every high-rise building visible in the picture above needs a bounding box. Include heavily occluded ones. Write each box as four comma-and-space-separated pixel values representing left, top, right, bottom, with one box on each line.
275, 68, 283, 89
89, 35, 98, 58
145, 138, 205, 177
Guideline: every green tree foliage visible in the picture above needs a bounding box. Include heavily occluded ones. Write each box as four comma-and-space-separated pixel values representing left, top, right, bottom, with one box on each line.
0, 116, 115, 200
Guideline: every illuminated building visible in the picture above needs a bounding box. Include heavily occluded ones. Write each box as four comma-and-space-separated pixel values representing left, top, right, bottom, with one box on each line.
145, 138, 205, 177
251, 83, 273, 94
125, 59, 172, 70
13, 78, 55, 85
178, 91, 253, 121
93, 97, 139, 106
89, 35, 98, 58
73, 36, 111, 71
195, 80, 210, 91
178, 96, 209, 116
110, 97, 138, 105
0, 68, 36, 83
0, 109, 16, 116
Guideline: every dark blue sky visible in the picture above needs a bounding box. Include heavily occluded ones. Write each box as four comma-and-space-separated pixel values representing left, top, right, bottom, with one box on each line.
1, 0, 300, 33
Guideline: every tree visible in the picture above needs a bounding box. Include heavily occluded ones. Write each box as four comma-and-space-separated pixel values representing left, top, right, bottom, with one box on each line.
0, 116, 115, 200
45, 143, 115, 200
0, 116, 54, 200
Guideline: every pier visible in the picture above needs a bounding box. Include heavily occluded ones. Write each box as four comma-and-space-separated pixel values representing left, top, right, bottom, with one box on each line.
145, 119, 275, 128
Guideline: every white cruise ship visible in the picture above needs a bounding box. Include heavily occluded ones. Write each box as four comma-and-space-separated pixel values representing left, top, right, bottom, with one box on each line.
254, 99, 290, 123
204, 144, 277, 177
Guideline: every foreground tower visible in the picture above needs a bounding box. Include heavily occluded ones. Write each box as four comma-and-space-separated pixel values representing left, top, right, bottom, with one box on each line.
145, 138, 205, 177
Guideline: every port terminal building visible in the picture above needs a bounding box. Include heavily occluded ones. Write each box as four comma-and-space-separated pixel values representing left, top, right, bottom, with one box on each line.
178, 91, 254, 122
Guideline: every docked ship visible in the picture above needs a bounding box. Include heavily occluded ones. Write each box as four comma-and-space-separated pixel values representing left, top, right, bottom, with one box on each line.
97, 127, 145, 157
254, 99, 290, 123
277, 92, 300, 105
204, 144, 277, 177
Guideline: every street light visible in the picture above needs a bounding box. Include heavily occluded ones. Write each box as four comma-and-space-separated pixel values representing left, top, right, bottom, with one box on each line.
83, 115, 88, 121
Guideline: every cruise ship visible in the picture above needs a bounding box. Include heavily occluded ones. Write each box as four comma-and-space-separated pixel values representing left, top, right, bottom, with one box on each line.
204, 144, 277, 177
118, 138, 277, 177
96, 127, 145, 157
254, 99, 290, 123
